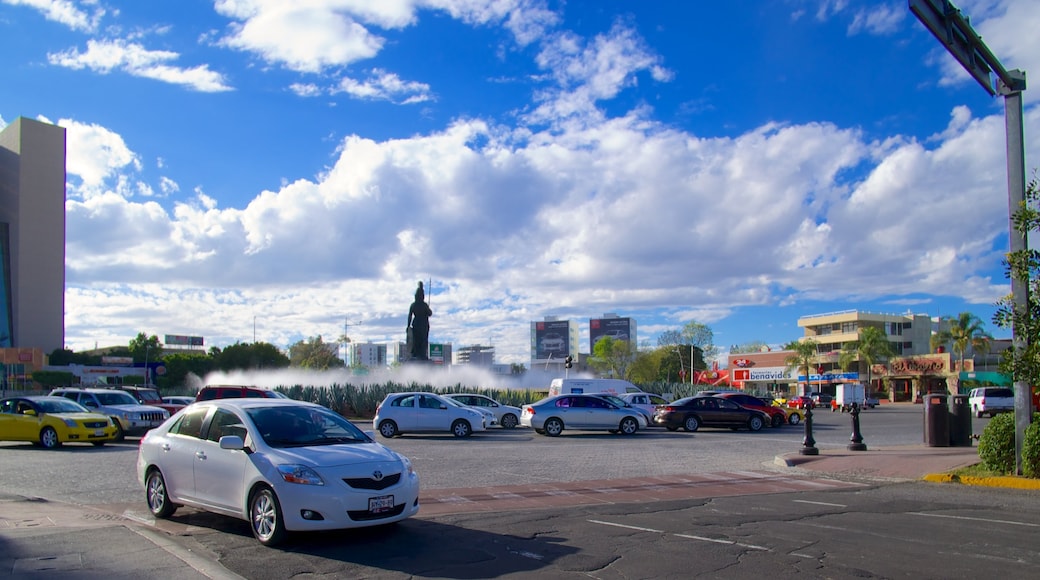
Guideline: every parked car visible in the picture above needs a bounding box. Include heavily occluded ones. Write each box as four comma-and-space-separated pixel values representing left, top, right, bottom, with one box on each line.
119, 385, 184, 415
779, 404, 805, 425
968, 387, 1014, 418
49, 388, 168, 441
444, 396, 497, 427
137, 398, 420, 546
589, 393, 653, 424
373, 392, 486, 438
652, 396, 767, 432
0, 396, 118, 448
195, 385, 288, 401
716, 393, 788, 428
809, 392, 833, 407
787, 395, 815, 410
520, 394, 646, 436
617, 392, 671, 423
444, 393, 522, 429
162, 396, 196, 407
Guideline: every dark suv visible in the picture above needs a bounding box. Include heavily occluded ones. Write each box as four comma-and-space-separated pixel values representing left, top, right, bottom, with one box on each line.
194, 385, 288, 401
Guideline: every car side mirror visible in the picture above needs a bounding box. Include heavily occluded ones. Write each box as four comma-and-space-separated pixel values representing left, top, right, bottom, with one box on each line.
439, 404, 448, 410
219, 435, 245, 450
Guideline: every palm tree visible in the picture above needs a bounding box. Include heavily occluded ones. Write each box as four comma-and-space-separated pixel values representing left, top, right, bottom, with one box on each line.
785, 338, 819, 395
931, 312, 993, 372
839, 326, 895, 395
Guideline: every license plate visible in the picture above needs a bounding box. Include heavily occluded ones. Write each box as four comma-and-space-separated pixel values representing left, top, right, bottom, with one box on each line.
369, 495, 394, 513
94, 429, 105, 437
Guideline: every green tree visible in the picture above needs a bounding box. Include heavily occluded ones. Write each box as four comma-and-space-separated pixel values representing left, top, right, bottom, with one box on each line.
129, 332, 163, 363
627, 347, 674, 383
46, 348, 101, 366
838, 326, 895, 395
288, 335, 345, 370
157, 353, 213, 390
784, 338, 819, 393
730, 340, 770, 354
994, 174, 1040, 387
657, 322, 716, 381
212, 342, 290, 371
589, 336, 636, 379
932, 312, 993, 372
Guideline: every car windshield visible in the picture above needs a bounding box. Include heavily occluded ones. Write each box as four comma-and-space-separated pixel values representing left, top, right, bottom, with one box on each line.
247, 405, 370, 448
35, 399, 90, 414
595, 395, 624, 408
96, 392, 139, 405
133, 390, 162, 403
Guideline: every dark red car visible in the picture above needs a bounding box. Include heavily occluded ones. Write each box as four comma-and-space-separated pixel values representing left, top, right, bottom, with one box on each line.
716, 393, 789, 428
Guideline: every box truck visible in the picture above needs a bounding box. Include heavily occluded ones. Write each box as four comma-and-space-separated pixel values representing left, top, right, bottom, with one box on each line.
834, 383, 866, 412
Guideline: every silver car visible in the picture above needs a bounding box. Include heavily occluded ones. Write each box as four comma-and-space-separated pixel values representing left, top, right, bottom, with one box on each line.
444, 393, 523, 429
520, 394, 647, 437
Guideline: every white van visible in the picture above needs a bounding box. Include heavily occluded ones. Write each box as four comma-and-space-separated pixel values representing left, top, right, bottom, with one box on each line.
547, 378, 644, 397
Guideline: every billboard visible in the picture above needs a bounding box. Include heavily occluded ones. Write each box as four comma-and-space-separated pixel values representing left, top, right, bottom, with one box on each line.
533, 320, 571, 360
165, 334, 204, 346
589, 317, 635, 351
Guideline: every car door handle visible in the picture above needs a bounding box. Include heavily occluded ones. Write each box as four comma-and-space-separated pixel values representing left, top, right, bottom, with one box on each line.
195, 451, 207, 460
160, 443, 170, 452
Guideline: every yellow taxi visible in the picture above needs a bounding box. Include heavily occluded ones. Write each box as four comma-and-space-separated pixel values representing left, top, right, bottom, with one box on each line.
0, 396, 118, 448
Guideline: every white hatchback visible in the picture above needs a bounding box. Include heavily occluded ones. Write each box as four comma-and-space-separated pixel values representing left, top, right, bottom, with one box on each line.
374, 392, 487, 438
136, 399, 420, 546
444, 393, 523, 429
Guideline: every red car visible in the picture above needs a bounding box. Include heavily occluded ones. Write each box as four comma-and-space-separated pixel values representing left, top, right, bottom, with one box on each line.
716, 393, 789, 428
787, 395, 815, 410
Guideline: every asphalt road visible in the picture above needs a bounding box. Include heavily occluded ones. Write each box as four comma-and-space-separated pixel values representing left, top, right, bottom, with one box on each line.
3, 403, 1032, 579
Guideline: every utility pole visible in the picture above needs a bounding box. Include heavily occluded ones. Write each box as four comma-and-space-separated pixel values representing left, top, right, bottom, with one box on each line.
911, 0, 1030, 473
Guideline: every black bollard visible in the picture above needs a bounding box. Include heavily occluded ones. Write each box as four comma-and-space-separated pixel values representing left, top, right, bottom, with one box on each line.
848, 402, 867, 451
799, 403, 819, 455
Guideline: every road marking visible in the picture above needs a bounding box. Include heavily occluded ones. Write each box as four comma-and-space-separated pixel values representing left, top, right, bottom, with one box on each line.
792, 499, 846, 507
910, 512, 1040, 528
675, 534, 769, 551
588, 520, 664, 533
590, 520, 769, 551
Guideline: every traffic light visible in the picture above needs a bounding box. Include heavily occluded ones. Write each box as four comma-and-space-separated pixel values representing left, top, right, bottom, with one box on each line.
565, 355, 573, 369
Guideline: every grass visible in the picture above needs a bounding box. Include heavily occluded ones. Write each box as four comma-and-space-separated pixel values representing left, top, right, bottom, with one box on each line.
949, 463, 1004, 478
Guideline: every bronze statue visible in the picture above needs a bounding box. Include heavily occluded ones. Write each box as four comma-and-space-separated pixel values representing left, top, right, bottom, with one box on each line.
406, 281, 432, 361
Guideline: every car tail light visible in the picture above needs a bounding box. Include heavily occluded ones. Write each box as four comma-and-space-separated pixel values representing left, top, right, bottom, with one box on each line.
523, 406, 534, 415
662, 405, 675, 412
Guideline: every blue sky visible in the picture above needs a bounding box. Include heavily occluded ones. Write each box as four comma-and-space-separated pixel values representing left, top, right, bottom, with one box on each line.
2, 0, 1038, 364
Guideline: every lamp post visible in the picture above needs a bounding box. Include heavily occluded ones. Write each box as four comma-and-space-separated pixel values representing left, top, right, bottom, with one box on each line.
143, 345, 150, 388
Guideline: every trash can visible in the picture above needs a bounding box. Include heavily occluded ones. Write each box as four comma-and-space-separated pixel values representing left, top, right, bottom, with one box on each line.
923, 393, 949, 447
949, 394, 971, 446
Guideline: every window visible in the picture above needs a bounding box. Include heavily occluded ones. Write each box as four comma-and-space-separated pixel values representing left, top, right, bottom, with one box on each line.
393, 395, 415, 408
841, 322, 857, 333
206, 409, 245, 442
170, 408, 208, 439
419, 395, 441, 409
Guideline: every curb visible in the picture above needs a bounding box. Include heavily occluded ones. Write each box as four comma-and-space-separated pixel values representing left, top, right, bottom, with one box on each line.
922, 472, 1040, 490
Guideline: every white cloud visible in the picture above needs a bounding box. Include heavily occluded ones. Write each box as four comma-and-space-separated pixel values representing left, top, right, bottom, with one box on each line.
848, 4, 904, 35
1, 0, 104, 32
59, 118, 141, 192
48, 39, 232, 92
335, 69, 433, 103
59, 100, 1037, 359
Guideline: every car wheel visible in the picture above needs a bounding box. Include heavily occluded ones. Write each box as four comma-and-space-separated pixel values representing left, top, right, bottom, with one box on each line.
748, 415, 764, 432
378, 420, 399, 438
619, 417, 639, 435
500, 413, 519, 429
544, 418, 564, 437
770, 414, 785, 428
683, 415, 700, 432
112, 419, 125, 442
39, 427, 61, 449
451, 419, 473, 438
145, 469, 177, 518
788, 413, 801, 426
250, 486, 287, 547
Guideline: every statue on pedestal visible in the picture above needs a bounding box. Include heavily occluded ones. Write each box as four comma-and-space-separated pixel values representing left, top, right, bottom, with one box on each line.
406, 281, 432, 361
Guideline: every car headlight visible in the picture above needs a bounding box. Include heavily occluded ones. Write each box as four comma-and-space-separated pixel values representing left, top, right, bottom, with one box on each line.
400, 455, 415, 476
62, 418, 77, 428
277, 464, 325, 486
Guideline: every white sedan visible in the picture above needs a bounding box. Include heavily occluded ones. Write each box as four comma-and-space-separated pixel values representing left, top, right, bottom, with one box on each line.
520, 394, 647, 436
373, 392, 487, 438
617, 392, 672, 423
136, 399, 420, 546
444, 393, 523, 429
